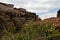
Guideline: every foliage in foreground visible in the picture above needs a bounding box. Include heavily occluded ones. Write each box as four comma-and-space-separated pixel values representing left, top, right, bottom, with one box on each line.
1, 22, 60, 40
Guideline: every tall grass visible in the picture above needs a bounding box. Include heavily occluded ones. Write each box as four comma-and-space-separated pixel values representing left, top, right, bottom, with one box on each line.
1, 22, 60, 40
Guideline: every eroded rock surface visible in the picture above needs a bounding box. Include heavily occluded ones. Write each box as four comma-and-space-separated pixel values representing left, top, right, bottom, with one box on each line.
0, 2, 41, 33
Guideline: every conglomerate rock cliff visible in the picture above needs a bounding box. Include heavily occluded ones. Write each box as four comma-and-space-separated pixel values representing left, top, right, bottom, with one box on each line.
0, 2, 41, 33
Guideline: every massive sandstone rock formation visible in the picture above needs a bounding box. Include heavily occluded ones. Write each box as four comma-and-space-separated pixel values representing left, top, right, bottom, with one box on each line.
0, 2, 41, 33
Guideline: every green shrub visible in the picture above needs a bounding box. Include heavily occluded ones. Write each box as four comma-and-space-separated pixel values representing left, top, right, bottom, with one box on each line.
1, 22, 60, 40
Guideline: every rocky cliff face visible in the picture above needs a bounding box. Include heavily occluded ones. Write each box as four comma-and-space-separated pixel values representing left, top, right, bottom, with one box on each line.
0, 2, 41, 33
57, 10, 60, 17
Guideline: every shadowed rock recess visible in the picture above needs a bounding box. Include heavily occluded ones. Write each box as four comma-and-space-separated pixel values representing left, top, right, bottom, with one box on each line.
57, 9, 60, 17
0, 2, 41, 34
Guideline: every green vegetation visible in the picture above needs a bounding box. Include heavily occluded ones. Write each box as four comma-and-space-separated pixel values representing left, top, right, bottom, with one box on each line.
1, 22, 60, 40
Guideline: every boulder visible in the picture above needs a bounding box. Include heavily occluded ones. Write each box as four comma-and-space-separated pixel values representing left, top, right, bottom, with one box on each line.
57, 9, 60, 17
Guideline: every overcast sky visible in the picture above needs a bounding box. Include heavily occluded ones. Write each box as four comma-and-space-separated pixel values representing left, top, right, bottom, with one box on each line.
0, 0, 60, 19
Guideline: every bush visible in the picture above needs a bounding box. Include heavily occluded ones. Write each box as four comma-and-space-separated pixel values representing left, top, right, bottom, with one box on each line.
1, 22, 60, 40
21, 22, 60, 40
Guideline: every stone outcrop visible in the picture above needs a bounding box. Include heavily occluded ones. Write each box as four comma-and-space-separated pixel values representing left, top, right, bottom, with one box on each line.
0, 2, 41, 33
57, 9, 60, 17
